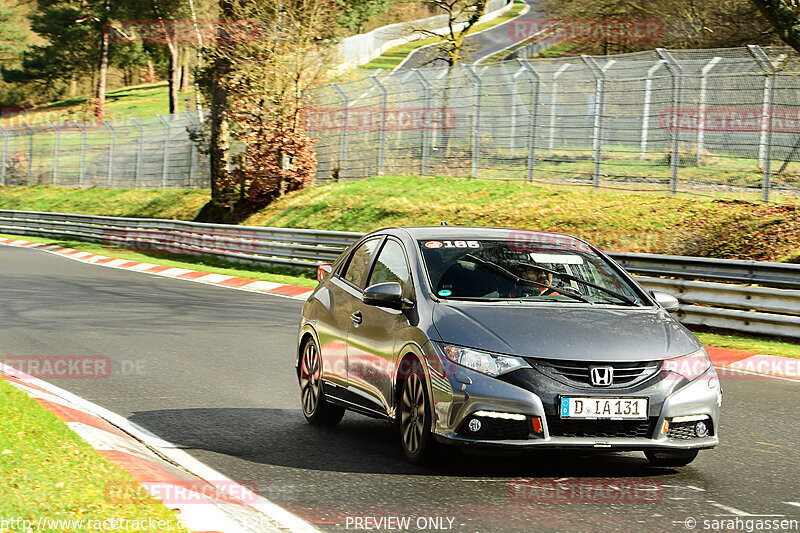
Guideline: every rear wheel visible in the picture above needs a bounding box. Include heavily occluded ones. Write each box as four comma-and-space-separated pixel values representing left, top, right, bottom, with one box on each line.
645, 449, 698, 467
299, 339, 345, 426
398, 365, 434, 464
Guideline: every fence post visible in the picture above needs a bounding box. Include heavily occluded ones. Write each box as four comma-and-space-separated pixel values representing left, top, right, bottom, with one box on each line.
656, 49, 682, 196
23, 123, 33, 185
0, 126, 6, 186
331, 83, 349, 179
49, 122, 60, 186
517, 60, 540, 183
640, 61, 664, 160
103, 120, 115, 188
548, 63, 570, 158
697, 57, 722, 165
582, 56, 614, 189
157, 115, 171, 188
184, 111, 200, 187
464, 64, 481, 178
75, 121, 87, 187
748, 45, 782, 203
370, 75, 387, 176
414, 70, 433, 176
131, 118, 144, 189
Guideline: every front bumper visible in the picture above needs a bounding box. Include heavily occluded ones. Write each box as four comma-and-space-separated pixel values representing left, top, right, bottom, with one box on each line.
427, 350, 721, 451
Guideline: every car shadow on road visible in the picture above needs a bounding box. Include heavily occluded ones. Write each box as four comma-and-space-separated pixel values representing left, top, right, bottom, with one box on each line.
128, 407, 678, 477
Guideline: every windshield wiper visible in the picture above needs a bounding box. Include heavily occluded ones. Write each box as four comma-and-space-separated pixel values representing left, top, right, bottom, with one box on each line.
520, 262, 638, 306
463, 254, 594, 305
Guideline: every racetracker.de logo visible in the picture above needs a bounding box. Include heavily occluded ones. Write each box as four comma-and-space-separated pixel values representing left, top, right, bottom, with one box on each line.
1, 356, 112, 379
508, 18, 664, 43
509, 479, 663, 503
304, 107, 456, 132
660, 107, 800, 132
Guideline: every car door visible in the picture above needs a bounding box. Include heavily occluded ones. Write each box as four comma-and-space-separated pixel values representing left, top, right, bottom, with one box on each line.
319, 237, 383, 389
346, 237, 414, 415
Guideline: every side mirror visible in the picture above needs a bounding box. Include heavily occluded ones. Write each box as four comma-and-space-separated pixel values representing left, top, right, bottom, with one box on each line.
363, 282, 408, 309
317, 263, 332, 283
650, 290, 680, 313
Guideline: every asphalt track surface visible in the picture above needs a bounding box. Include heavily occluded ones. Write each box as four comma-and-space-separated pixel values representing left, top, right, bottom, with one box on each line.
400, 0, 542, 69
2, 244, 800, 532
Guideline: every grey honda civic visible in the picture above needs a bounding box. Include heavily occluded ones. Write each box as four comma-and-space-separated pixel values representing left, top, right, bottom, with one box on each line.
296, 226, 721, 465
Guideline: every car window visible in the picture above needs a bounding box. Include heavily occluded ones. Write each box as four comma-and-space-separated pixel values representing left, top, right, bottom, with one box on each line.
342, 238, 381, 289
368, 239, 411, 294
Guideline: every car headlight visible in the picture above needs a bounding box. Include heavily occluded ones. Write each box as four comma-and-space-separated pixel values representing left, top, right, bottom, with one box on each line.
439, 344, 530, 377
662, 348, 712, 381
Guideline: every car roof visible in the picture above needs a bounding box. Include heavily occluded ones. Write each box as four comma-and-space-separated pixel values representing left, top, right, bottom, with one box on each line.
371, 226, 593, 246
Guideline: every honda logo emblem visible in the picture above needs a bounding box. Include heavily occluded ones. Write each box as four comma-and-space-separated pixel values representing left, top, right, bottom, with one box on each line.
590, 366, 614, 386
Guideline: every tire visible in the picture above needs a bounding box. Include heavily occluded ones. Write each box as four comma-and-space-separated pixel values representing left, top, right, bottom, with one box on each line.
398, 363, 434, 464
299, 338, 345, 426
645, 449, 699, 467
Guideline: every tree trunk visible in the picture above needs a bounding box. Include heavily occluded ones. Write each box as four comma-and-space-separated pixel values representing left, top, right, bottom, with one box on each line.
95, 0, 110, 119
750, 0, 800, 52
179, 61, 189, 92
209, 0, 236, 203
166, 40, 180, 114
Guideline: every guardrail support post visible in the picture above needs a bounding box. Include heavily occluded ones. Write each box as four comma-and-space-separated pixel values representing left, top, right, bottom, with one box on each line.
697, 57, 722, 165
582, 56, 614, 189
48, 122, 60, 186
516, 60, 540, 183
369, 75, 387, 176
331, 84, 349, 180
413, 70, 433, 176
157, 114, 171, 189
0, 126, 6, 186
103, 120, 115, 188
640, 61, 664, 160
657, 48, 683, 196
548, 63, 570, 158
464, 64, 481, 178
131, 118, 144, 189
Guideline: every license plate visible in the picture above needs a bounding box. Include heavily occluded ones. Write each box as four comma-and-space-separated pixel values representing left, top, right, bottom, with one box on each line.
560, 397, 648, 420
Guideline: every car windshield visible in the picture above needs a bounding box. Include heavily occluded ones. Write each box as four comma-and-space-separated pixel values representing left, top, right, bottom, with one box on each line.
418, 235, 645, 305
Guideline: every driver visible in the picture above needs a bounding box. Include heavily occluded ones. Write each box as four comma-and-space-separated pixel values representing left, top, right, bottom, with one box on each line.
520, 264, 557, 296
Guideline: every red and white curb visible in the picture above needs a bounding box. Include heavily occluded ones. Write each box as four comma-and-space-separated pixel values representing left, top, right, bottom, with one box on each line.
0, 362, 317, 533
0, 237, 316, 301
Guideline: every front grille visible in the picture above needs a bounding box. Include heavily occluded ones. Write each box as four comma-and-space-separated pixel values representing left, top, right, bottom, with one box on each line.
534, 359, 660, 388
457, 417, 531, 440
667, 420, 713, 440
546, 417, 656, 439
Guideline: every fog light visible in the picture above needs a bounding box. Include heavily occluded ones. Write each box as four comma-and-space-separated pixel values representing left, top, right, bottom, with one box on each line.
531, 416, 542, 434
468, 418, 482, 433
694, 421, 709, 437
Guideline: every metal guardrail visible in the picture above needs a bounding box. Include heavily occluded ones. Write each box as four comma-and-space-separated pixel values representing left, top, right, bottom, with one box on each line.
1, 209, 798, 338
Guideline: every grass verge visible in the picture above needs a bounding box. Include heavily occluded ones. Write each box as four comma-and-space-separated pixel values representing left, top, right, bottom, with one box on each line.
0, 379, 188, 531
693, 330, 800, 359
0, 233, 317, 288
0, 186, 209, 220
360, 0, 526, 71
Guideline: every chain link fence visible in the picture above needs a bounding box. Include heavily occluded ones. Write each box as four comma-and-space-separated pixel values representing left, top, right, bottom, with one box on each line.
306, 45, 800, 202
0, 111, 208, 189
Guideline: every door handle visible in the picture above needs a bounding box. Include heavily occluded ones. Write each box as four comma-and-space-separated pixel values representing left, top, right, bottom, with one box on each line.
350, 311, 363, 325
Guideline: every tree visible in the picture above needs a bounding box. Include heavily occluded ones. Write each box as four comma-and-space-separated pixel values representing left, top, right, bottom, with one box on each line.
412, 0, 487, 66
750, 0, 800, 52
198, 0, 341, 221
0, 3, 29, 106
339, 0, 393, 34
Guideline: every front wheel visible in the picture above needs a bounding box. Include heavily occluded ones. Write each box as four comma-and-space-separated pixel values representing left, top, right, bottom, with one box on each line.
645, 449, 699, 467
299, 339, 345, 426
398, 365, 434, 464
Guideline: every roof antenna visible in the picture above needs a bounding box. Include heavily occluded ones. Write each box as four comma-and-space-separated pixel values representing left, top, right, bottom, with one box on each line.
440, 221, 448, 226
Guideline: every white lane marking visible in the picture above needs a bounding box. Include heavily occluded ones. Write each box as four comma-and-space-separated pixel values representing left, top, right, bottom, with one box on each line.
708, 503, 781, 517
784, 502, 800, 508
687, 485, 706, 492
0, 361, 317, 532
